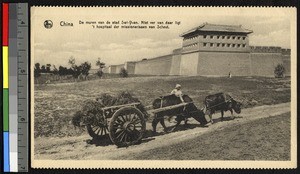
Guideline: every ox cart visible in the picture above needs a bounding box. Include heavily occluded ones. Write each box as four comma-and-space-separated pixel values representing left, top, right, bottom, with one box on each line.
85, 101, 201, 147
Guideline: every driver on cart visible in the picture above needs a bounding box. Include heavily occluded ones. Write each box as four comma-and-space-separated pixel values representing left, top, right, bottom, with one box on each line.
171, 84, 185, 103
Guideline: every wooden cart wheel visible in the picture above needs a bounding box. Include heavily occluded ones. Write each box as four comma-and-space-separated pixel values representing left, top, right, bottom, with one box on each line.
109, 106, 146, 147
162, 115, 182, 133
86, 116, 108, 139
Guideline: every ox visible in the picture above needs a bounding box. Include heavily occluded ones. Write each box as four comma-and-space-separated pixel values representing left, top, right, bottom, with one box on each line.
204, 93, 242, 124
152, 94, 207, 133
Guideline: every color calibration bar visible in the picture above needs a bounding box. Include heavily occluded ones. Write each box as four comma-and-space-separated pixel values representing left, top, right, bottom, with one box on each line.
3, 3, 28, 172
3, 2, 10, 172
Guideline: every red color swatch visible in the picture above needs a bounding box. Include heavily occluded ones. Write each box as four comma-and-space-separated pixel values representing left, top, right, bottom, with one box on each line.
2, 3, 9, 46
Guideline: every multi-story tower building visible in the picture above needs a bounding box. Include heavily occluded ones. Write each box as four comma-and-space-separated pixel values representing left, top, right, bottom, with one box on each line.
181, 22, 253, 53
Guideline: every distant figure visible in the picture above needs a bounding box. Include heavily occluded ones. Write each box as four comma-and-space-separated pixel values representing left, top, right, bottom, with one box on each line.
171, 84, 184, 102
228, 71, 232, 78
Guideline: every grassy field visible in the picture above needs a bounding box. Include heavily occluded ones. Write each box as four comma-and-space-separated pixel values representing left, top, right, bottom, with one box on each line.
123, 112, 291, 160
34, 76, 290, 137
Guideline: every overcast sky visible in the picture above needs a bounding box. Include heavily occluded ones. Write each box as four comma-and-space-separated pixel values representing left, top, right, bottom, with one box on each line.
31, 7, 295, 68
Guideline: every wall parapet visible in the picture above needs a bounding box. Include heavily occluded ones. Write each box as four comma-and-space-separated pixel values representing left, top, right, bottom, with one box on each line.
281, 48, 291, 55
250, 46, 282, 53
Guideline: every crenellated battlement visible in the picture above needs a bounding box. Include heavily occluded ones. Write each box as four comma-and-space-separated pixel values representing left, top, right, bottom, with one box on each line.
250, 46, 282, 53
281, 48, 291, 55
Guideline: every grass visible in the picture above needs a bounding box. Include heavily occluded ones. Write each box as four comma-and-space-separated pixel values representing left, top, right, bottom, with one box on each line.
122, 112, 291, 160
34, 76, 290, 138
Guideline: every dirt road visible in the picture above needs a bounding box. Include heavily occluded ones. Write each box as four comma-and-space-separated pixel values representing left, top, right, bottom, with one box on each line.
34, 102, 291, 160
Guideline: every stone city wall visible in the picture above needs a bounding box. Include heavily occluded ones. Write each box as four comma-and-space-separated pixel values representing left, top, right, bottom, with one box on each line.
134, 55, 173, 75
106, 47, 290, 77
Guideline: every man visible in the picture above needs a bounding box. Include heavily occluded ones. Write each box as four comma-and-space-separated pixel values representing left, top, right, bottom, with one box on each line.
171, 84, 184, 102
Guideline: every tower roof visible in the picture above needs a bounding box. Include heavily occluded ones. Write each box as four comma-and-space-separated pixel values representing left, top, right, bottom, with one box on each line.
180, 23, 253, 37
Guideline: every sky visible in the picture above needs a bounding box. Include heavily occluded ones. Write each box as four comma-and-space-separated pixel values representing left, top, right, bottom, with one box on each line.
31, 7, 296, 69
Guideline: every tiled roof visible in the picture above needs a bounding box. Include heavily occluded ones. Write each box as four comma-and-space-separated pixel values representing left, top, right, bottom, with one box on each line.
180, 23, 253, 37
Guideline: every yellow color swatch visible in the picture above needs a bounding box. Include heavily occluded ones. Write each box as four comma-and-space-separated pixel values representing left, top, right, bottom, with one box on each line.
3, 46, 8, 88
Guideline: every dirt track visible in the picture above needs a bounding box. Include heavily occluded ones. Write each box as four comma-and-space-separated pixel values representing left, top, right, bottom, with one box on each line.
34, 102, 290, 160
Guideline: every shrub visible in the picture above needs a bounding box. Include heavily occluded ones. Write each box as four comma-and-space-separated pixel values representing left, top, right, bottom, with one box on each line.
274, 64, 285, 78
119, 67, 128, 78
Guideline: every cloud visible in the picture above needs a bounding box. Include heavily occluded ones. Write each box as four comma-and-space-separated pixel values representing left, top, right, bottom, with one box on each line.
99, 43, 133, 50
254, 17, 288, 25
250, 29, 290, 48
61, 41, 92, 50
99, 38, 182, 52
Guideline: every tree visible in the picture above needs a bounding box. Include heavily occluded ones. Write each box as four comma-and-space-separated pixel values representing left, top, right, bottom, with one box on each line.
52, 65, 58, 75
58, 66, 65, 76
68, 56, 76, 68
274, 64, 285, 78
58, 66, 72, 76
46, 64, 51, 73
41, 65, 46, 73
80, 62, 91, 78
67, 57, 91, 80
68, 57, 80, 79
34, 63, 41, 78
119, 67, 128, 78
71, 65, 81, 79
96, 58, 105, 78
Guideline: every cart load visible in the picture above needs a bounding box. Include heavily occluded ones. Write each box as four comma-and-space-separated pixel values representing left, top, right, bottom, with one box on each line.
72, 91, 147, 147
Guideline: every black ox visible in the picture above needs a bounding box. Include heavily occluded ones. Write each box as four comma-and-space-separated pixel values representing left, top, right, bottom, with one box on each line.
151, 94, 207, 133
204, 93, 242, 124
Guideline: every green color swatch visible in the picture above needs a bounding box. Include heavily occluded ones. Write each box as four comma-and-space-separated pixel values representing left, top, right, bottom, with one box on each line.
3, 89, 9, 131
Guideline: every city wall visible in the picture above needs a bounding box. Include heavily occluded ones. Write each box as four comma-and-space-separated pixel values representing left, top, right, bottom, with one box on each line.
249, 46, 284, 77
169, 49, 182, 75
109, 64, 124, 74
282, 48, 291, 76
125, 62, 136, 74
107, 46, 290, 77
134, 55, 173, 75
197, 52, 251, 76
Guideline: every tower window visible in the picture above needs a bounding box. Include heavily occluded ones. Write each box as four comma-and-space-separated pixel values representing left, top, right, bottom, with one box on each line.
238, 44, 241, 47
203, 35, 207, 39
227, 43, 230, 47
222, 43, 225, 47
210, 35, 214, 39
242, 44, 246, 47
217, 36, 220, 39
237, 36, 241, 40
217, 43, 220, 47
232, 44, 236, 47
227, 36, 230, 39
232, 36, 236, 39
243, 37, 246, 40
203, 43, 207, 47
222, 36, 225, 39
210, 43, 214, 47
